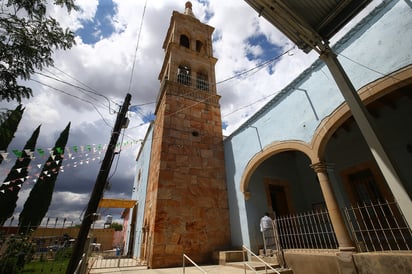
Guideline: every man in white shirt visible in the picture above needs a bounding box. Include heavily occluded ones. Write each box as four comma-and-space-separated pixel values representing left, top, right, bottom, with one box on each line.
260, 213, 273, 232
260, 212, 276, 256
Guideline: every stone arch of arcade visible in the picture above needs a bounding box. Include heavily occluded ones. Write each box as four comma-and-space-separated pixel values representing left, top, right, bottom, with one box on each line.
240, 65, 412, 200
312, 65, 412, 160
240, 141, 316, 200
239, 65, 412, 251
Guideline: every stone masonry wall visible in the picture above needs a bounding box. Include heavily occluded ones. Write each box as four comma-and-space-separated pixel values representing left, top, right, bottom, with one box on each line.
146, 90, 231, 268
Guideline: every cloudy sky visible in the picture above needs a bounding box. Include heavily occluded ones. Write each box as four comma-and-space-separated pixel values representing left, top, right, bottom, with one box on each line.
0, 0, 381, 226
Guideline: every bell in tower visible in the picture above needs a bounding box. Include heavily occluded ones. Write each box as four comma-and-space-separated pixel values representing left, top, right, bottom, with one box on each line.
157, 1, 218, 104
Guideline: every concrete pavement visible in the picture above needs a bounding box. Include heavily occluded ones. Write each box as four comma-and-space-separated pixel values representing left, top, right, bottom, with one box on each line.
89, 263, 257, 273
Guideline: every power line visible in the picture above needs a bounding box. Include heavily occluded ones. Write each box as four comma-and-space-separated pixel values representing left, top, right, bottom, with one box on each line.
338, 53, 402, 82
35, 71, 112, 111
114, 46, 297, 149
108, 126, 126, 181
127, 0, 148, 94
50, 66, 120, 111
164, 47, 295, 120
216, 46, 295, 85
222, 92, 277, 118
30, 79, 114, 128
37, 67, 153, 139
125, 49, 295, 146
31, 45, 295, 151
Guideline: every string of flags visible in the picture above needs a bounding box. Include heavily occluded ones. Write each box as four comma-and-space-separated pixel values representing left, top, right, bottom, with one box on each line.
0, 140, 142, 193
0, 140, 140, 161
0, 156, 97, 193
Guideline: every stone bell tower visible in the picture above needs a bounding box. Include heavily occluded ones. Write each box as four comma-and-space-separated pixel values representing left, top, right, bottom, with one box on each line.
142, 1, 231, 268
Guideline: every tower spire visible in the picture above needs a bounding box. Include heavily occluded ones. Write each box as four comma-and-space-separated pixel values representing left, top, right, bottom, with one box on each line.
184, 1, 195, 18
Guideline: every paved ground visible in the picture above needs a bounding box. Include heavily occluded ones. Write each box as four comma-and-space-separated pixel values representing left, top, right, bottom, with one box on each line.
89, 263, 256, 274
87, 256, 288, 273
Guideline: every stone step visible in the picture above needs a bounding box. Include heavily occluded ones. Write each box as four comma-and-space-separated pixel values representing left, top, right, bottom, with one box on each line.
215, 250, 292, 273
225, 261, 293, 274
214, 250, 246, 264
251, 254, 279, 264
247, 261, 280, 270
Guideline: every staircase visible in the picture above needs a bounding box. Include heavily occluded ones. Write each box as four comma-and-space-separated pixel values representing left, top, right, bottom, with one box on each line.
217, 248, 293, 274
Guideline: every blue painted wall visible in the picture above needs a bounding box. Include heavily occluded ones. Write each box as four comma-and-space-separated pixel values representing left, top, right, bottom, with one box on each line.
223, 0, 412, 249
128, 124, 154, 258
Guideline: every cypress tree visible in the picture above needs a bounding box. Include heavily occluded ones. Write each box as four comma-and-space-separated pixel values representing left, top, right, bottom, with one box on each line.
19, 122, 71, 233
0, 105, 24, 164
0, 125, 41, 226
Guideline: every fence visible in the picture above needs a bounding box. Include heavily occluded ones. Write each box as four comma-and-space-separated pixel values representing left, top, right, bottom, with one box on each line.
344, 200, 412, 252
0, 217, 79, 273
0, 216, 136, 273
176, 71, 210, 92
275, 209, 339, 250
89, 250, 139, 269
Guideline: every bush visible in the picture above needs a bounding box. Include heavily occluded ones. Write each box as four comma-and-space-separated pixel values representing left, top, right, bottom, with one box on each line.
0, 233, 35, 274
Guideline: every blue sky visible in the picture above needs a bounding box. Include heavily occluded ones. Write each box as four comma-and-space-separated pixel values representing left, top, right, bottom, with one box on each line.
76, 0, 118, 44
0, 0, 379, 225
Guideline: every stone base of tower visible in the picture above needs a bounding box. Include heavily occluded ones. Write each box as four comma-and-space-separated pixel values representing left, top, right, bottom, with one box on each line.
146, 200, 231, 268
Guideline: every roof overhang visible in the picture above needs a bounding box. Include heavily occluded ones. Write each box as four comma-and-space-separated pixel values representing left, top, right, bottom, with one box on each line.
244, 0, 372, 53
98, 198, 137, 209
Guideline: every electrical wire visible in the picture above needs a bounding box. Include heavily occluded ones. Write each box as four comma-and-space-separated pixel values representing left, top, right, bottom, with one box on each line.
108, 125, 126, 181
127, 0, 148, 94
222, 91, 278, 118
216, 46, 295, 85
27, 46, 296, 169
338, 53, 402, 82
163, 47, 294, 120
126, 46, 294, 131
30, 79, 114, 128
50, 66, 120, 111
35, 71, 110, 110
128, 46, 293, 122
118, 46, 299, 147
43, 68, 102, 106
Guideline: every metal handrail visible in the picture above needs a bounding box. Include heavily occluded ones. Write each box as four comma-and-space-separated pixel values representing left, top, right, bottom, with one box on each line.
74, 253, 85, 274
182, 254, 207, 274
242, 245, 280, 274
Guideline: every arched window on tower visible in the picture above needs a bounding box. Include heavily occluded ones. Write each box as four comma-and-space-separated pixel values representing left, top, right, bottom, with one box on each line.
196, 72, 209, 91
180, 34, 190, 48
196, 40, 203, 53
178, 65, 191, 86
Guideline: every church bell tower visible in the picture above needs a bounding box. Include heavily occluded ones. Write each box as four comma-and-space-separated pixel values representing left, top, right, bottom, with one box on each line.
142, 2, 231, 268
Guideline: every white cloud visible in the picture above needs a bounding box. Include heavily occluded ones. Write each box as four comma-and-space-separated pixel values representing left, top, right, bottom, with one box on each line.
1, 0, 381, 223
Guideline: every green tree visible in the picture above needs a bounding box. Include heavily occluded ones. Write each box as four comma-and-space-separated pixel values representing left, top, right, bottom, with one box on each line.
0, 0, 78, 103
0, 233, 35, 273
0, 104, 24, 164
0, 125, 41, 226
19, 122, 70, 233
110, 222, 123, 231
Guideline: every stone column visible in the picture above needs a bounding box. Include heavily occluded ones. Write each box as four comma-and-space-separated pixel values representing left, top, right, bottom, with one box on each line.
311, 162, 355, 251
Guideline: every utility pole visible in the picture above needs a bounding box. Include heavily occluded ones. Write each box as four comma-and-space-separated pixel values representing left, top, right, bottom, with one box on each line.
66, 93, 131, 274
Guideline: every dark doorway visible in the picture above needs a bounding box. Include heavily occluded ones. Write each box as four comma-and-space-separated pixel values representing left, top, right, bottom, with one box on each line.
128, 204, 138, 256
269, 184, 289, 217
347, 168, 384, 203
